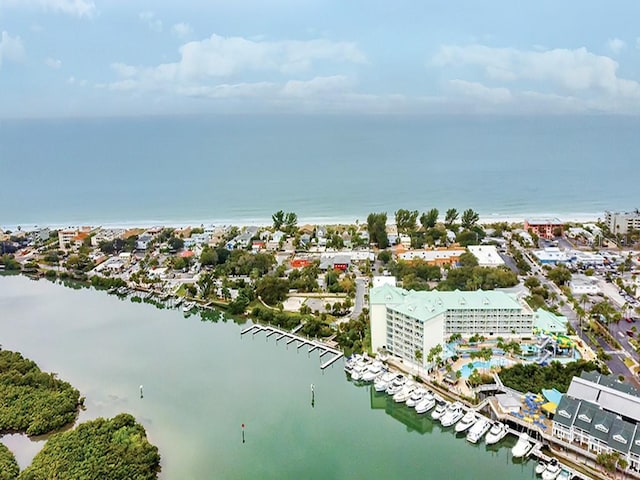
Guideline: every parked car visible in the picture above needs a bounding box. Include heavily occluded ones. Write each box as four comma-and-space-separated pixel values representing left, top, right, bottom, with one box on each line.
625, 317, 634, 323
627, 330, 634, 337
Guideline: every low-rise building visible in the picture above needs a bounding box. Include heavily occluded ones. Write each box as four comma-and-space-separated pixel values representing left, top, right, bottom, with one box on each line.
524, 218, 564, 240
570, 277, 600, 296
553, 372, 640, 473
468, 245, 505, 267
398, 248, 465, 266
532, 247, 572, 265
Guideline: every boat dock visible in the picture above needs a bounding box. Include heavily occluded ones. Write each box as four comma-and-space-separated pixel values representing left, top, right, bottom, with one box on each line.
241, 324, 343, 370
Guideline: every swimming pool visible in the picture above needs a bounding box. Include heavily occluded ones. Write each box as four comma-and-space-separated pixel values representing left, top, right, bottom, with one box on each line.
458, 358, 514, 379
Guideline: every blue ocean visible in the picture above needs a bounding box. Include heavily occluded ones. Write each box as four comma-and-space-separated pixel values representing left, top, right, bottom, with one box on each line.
0, 115, 638, 228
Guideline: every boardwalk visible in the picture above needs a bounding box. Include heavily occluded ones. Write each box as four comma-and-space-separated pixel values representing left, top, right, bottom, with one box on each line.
240, 324, 344, 370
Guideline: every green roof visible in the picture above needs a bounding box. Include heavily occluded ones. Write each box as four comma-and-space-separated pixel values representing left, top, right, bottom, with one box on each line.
369, 285, 527, 317
534, 309, 568, 334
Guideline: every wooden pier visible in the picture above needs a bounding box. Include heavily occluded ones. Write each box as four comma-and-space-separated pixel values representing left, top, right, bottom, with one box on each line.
240, 324, 343, 370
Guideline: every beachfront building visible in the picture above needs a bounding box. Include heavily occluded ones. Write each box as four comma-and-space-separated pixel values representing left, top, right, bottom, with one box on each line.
552, 372, 640, 472
605, 211, 640, 236
397, 247, 465, 266
468, 245, 505, 267
524, 218, 564, 240
58, 226, 93, 250
370, 284, 534, 367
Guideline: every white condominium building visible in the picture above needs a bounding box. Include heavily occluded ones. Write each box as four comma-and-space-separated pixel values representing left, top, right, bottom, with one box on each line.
605, 211, 640, 235
369, 284, 534, 367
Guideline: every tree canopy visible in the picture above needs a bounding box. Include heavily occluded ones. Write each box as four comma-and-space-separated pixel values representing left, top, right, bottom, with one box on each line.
461, 209, 480, 229
420, 208, 439, 230
0, 443, 18, 480
444, 208, 459, 228
18, 414, 160, 480
0, 350, 80, 436
367, 212, 389, 248
394, 209, 418, 234
498, 360, 603, 394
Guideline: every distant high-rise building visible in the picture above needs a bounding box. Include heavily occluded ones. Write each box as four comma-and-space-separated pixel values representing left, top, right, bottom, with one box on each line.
605, 210, 640, 235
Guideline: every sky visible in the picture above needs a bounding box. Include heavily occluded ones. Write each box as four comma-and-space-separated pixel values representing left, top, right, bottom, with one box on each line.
1, 0, 640, 118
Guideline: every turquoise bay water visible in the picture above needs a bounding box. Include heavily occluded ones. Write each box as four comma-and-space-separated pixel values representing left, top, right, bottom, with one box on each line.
0, 275, 537, 479
1, 115, 639, 227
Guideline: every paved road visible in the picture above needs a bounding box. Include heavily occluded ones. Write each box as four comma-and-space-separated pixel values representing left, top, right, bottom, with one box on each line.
350, 277, 367, 319
512, 239, 638, 382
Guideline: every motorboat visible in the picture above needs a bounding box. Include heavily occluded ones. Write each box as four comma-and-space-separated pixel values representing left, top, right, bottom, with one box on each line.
349, 359, 372, 381
542, 459, 562, 480
385, 375, 407, 395
182, 302, 195, 313
466, 417, 491, 443
556, 470, 571, 480
454, 410, 477, 433
393, 382, 416, 403
485, 422, 509, 445
361, 361, 385, 382
344, 354, 364, 375
431, 401, 449, 420
536, 461, 548, 475
415, 396, 436, 414
374, 371, 397, 392
406, 387, 427, 407
511, 432, 532, 458
440, 402, 464, 427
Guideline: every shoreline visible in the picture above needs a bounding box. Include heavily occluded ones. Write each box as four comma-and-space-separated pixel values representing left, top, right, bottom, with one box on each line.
1, 211, 603, 231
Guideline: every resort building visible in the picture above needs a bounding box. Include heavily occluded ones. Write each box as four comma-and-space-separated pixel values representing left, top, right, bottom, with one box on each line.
553, 372, 640, 472
467, 245, 505, 267
605, 211, 640, 236
524, 218, 564, 240
397, 248, 465, 266
370, 284, 534, 367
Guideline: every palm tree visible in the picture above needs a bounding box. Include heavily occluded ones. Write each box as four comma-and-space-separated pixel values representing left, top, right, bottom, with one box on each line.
444, 208, 459, 228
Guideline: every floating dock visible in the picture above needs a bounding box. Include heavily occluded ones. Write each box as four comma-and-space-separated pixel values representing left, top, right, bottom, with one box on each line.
241, 324, 343, 370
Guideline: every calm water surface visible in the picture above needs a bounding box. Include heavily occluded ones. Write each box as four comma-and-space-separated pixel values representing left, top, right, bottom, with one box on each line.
0, 275, 537, 479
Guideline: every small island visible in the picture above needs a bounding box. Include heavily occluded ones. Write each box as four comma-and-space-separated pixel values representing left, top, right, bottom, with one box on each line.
0, 349, 160, 479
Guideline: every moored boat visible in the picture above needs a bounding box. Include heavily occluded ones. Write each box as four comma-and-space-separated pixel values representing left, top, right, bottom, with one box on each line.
466, 417, 491, 443
431, 401, 448, 420
511, 432, 532, 458
374, 371, 397, 392
385, 375, 407, 395
535, 461, 547, 475
406, 387, 427, 407
440, 402, 464, 427
393, 382, 416, 403
415, 395, 436, 414
485, 422, 509, 445
361, 361, 385, 382
542, 459, 562, 480
454, 410, 477, 433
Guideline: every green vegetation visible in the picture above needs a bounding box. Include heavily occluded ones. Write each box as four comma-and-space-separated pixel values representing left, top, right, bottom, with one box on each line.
0, 254, 21, 271
272, 210, 298, 234
90, 275, 127, 289
390, 259, 441, 291
437, 265, 517, 291
366, 212, 389, 248
336, 313, 368, 354
0, 350, 80, 436
0, 443, 19, 480
498, 360, 603, 394
394, 209, 418, 234
420, 208, 439, 230
18, 413, 160, 480
547, 265, 572, 286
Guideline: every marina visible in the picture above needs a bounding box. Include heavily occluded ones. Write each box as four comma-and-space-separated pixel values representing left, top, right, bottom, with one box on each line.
241, 323, 344, 370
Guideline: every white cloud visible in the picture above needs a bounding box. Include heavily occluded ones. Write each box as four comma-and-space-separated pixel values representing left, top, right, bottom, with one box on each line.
104, 33, 366, 93
607, 38, 626, 54
433, 44, 640, 102
0, 31, 25, 69
139, 11, 162, 33
172, 22, 193, 39
0, 0, 95, 17
281, 75, 353, 98
45, 57, 62, 69
448, 79, 512, 104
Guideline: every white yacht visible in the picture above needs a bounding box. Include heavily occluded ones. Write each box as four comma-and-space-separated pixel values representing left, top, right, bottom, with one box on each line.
466, 417, 491, 443
385, 375, 407, 395
349, 359, 372, 381
373, 371, 397, 392
343, 354, 363, 375
542, 459, 562, 480
415, 395, 436, 414
511, 432, 532, 458
361, 361, 385, 382
454, 410, 477, 433
182, 301, 195, 313
440, 402, 464, 427
431, 401, 448, 420
485, 422, 509, 445
535, 461, 548, 475
393, 382, 416, 403
406, 387, 427, 407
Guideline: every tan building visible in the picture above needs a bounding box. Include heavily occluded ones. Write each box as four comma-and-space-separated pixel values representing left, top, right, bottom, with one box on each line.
524, 218, 564, 240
